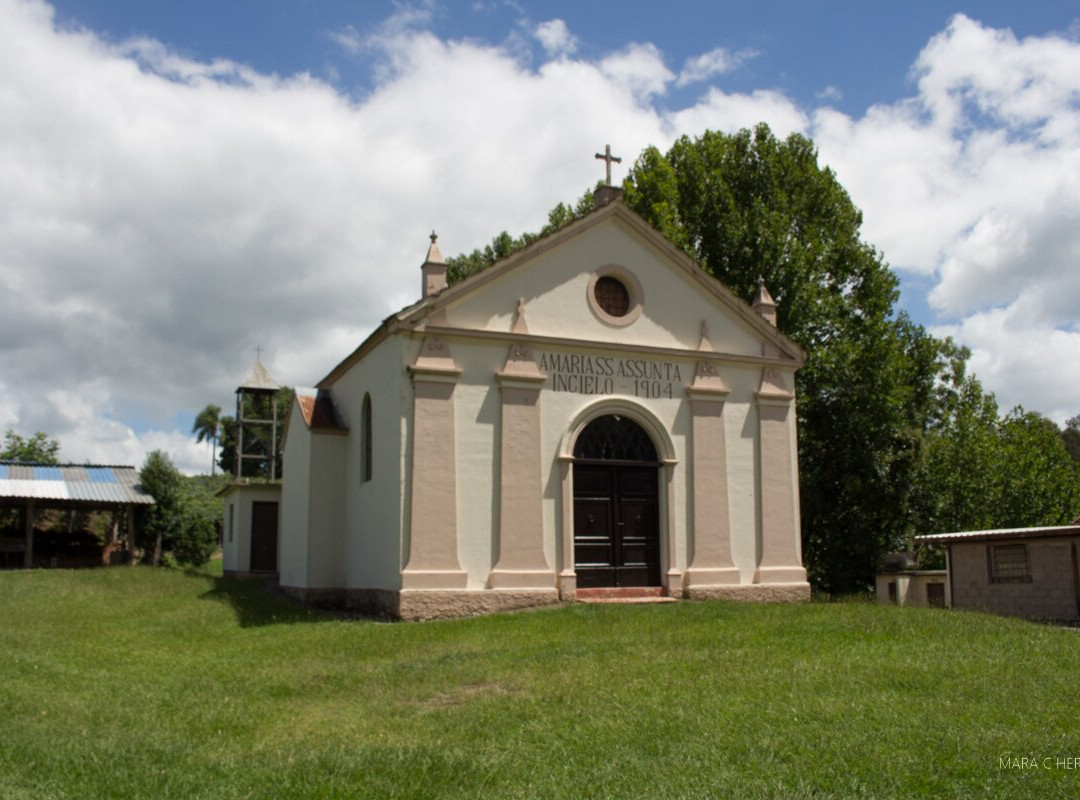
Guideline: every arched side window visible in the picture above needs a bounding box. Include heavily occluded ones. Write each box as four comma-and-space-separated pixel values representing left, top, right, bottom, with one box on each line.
362, 393, 373, 482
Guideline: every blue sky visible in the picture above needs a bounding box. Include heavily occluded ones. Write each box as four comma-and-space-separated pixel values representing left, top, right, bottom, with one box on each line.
48, 1, 1076, 117
2, 0, 1079, 471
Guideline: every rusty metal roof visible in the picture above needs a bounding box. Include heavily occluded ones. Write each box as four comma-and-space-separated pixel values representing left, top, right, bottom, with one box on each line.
295, 387, 347, 431
917, 525, 1080, 544
0, 462, 154, 505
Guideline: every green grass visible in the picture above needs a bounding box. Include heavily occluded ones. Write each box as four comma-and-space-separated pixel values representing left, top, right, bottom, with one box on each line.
1, 567, 1078, 799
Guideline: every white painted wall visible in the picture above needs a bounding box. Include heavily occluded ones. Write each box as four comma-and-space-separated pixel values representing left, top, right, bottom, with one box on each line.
221, 494, 240, 573
442, 219, 765, 357
279, 400, 312, 588
220, 483, 281, 574
326, 336, 409, 591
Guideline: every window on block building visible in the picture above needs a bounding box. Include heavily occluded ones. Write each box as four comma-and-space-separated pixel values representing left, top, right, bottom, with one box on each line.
988, 544, 1031, 583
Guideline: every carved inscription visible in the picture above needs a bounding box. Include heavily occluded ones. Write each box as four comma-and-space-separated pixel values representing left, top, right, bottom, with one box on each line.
539, 351, 684, 399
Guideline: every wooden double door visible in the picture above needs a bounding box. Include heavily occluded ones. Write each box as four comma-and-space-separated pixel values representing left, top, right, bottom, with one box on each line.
573, 464, 660, 588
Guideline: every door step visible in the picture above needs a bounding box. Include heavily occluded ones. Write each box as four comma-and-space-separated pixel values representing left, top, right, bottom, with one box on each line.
576, 587, 677, 604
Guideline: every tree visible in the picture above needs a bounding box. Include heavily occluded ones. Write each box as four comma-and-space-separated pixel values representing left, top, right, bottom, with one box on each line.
1, 430, 60, 463
996, 409, 1080, 526
192, 404, 222, 476
620, 125, 958, 593
447, 192, 597, 284
139, 450, 182, 566
137, 452, 222, 567
1061, 415, 1080, 466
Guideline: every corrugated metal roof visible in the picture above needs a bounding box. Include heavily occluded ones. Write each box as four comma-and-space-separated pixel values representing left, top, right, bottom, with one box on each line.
0, 461, 154, 505
917, 525, 1080, 544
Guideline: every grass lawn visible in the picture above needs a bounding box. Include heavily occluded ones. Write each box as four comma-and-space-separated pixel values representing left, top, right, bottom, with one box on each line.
1, 566, 1078, 799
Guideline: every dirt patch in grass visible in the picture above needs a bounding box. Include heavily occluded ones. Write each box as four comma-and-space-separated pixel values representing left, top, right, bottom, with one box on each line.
418, 682, 511, 708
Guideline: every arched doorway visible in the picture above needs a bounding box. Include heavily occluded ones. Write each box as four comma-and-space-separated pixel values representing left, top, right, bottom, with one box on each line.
573, 414, 661, 588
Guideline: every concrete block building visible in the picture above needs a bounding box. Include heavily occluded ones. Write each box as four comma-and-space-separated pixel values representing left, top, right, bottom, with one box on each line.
918, 525, 1080, 621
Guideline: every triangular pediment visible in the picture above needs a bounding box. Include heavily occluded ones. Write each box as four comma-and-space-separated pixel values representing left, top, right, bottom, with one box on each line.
398, 201, 804, 364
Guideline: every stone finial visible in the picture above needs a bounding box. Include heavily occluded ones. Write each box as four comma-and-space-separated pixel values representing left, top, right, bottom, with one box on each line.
752, 276, 777, 326
511, 298, 529, 334
421, 231, 448, 299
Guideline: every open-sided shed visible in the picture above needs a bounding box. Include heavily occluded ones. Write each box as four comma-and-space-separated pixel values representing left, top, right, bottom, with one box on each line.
0, 461, 154, 567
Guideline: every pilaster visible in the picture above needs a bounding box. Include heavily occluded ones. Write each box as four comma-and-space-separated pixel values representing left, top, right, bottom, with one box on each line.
685, 360, 740, 588
754, 367, 808, 585
488, 329, 553, 589
402, 336, 467, 590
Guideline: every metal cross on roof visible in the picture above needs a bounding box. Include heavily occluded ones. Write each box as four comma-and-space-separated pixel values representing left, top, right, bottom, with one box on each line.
595, 144, 622, 186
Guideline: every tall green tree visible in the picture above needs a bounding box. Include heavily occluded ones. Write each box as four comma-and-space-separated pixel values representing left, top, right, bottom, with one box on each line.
996, 409, 1080, 526
1, 430, 60, 463
139, 450, 183, 566
137, 452, 221, 567
621, 125, 952, 592
192, 404, 222, 476
1061, 415, 1080, 466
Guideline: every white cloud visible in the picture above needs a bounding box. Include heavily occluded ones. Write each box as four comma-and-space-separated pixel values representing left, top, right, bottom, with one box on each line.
327, 24, 363, 55
816, 85, 842, 103
534, 19, 576, 58
598, 43, 674, 100
672, 87, 808, 140
811, 14, 1080, 423
1, 1, 1079, 478
676, 46, 756, 87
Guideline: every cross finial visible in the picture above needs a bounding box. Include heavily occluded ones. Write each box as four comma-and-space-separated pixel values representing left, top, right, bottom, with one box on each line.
430, 230, 437, 243
255, 345, 263, 363
595, 144, 622, 186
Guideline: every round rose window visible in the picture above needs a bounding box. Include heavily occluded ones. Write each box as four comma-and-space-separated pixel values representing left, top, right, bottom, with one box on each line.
594, 275, 630, 317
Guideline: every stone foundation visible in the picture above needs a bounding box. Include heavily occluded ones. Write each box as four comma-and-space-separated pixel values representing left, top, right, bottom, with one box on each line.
325, 588, 562, 621
396, 589, 561, 621
685, 582, 811, 603
280, 583, 810, 620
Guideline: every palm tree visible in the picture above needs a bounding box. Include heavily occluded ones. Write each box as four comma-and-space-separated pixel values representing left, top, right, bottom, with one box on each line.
192, 404, 222, 476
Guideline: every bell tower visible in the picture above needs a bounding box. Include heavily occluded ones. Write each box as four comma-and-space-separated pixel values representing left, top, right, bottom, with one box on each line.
235, 357, 280, 480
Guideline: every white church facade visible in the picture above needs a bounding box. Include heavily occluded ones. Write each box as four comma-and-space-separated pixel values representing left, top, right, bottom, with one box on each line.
279, 189, 810, 620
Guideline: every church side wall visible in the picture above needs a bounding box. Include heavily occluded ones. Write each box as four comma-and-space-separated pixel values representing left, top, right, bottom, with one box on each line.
279, 402, 312, 589
326, 337, 407, 592
306, 432, 347, 589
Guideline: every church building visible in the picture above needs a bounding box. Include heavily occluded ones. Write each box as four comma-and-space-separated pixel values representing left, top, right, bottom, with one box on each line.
279, 187, 810, 620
